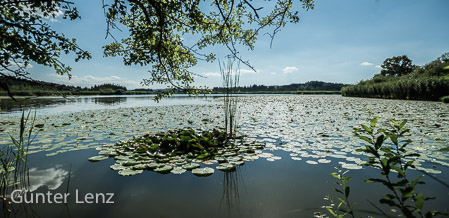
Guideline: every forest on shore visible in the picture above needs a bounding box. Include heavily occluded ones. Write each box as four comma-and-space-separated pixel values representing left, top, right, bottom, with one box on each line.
0, 76, 345, 97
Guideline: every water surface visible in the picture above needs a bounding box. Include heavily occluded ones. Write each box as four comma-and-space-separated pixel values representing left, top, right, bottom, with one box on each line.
1, 95, 448, 217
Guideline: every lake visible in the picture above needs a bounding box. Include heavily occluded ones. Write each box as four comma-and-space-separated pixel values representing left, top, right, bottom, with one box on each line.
1, 94, 448, 217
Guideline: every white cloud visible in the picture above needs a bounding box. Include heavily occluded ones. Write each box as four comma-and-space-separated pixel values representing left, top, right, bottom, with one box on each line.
360, 62, 374, 66
20, 5, 64, 22
47, 74, 141, 89
203, 72, 221, 77
271, 72, 277, 75
240, 69, 258, 74
375, 65, 382, 69
282, 66, 299, 74
8, 60, 33, 68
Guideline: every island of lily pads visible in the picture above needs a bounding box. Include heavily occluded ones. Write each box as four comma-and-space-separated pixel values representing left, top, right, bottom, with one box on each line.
89, 128, 265, 176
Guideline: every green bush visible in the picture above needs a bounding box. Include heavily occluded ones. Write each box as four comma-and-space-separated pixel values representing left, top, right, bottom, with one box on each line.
342, 77, 449, 101
442, 96, 449, 103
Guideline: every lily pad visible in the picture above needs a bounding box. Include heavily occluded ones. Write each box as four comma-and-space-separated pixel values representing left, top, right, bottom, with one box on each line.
182, 163, 200, 170
88, 155, 108, 162
192, 167, 214, 177
147, 162, 162, 169
132, 164, 148, 170
216, 163, 236, 172
153, 165, 174, 174
110, 164, 126, 171
171, 167, 187, 175
123, 160, 140, 166
118, 168, 143, 176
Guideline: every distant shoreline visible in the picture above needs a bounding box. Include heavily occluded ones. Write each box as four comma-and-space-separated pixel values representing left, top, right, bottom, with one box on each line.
0, 90, 341, 98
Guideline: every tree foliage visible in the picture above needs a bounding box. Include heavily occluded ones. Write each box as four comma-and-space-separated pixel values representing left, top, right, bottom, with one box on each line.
102, 0, 314, 100
380, 55, 415, 77
0, 1, 91, 79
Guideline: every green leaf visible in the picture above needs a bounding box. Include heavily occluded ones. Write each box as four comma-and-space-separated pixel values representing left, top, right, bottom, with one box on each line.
345, 187, 350, 198
398, 120, 407, 129
415, 193, 424, 211
375, 135, 384, 149
331, 172, 341, 180
333, 188, 343, 194
355, 134, 372, 144
361, 124, 372, 134
370, 117, 380, 128
389, 134, 398, 145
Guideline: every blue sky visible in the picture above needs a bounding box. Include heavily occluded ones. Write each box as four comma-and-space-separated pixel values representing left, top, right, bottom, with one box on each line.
28, 0, 449, 89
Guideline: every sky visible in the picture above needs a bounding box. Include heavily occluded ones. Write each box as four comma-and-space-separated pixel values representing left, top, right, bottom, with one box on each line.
26, 0, 449, 89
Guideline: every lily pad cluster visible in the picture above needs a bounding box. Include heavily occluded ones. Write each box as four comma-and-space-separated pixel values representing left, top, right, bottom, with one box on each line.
89, 128, 265, 176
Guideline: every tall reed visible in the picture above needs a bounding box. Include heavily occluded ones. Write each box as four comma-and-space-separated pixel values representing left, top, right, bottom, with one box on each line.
1, 110, 37, 216
219, 57, 240, 139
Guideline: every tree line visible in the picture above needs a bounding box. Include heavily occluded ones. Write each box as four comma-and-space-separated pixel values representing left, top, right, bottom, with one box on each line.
213, 81, 347, 93
0, 76, 136, 96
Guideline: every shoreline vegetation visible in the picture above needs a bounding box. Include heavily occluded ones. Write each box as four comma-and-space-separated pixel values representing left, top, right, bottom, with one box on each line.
0, 77, 344, 97
342, 52, 449, 103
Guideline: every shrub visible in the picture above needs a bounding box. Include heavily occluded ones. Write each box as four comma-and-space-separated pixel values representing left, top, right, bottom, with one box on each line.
442, 96, 449, 103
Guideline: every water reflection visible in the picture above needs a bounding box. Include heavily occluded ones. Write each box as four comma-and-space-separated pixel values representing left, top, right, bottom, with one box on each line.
220, 169, 244, 217
1, 164, 70, 218
28, 166, 69, 192
91, 97, 127, 106
0, 97, 68, 112
0, 94, 217, 116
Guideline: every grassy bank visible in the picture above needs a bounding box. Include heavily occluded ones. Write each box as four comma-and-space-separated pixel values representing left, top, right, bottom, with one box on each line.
342, 52, 449, 101
342, 77, 449, 101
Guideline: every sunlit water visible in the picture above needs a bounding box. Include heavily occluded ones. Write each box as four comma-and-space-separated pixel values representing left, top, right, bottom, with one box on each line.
1, 95, 448, 217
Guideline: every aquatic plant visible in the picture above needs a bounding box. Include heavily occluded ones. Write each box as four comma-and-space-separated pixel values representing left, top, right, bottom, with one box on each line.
442, 96, 449, 103
354, 117, 446, 217
322, 167, 355, 218
219, 57, 240, 139
91, 128, 265, 176
1, 110, 38, 217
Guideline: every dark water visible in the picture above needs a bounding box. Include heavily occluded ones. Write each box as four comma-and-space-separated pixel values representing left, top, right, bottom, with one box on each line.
5, 148, 449, 218
1, 95, 449, 218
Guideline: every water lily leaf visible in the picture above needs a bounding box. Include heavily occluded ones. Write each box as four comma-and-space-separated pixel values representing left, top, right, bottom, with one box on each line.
229, 160, 244, 165
171, 167, 187, 175
306, 160, 318, 165
154, 165, 173, 174
123, 160, 140, 166
132, 164, 148, 170
182, 163, 200, 170
318, 159, 331, 164
147, 162, 162, 169
192, 167, 214, 177
118, 168, 143, 176
88, 155, 109, 162
110, 164, 126, 171
216, 163, 236, 172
